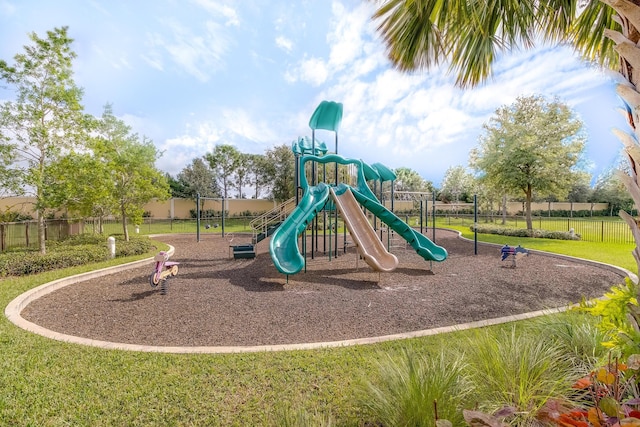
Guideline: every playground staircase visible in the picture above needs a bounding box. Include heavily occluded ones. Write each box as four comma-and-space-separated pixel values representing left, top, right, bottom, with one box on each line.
250, 197, 296, 245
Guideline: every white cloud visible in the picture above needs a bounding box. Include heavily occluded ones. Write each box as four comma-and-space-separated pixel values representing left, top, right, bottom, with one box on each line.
191, 0, 240, 26
286, 56, 329, 86
146, 18, 231, 82
220, 108, 278, 143
326, 1, 370, 70
275, 36, 293, 53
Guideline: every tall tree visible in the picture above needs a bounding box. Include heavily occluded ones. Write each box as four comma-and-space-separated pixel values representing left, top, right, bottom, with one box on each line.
592, 167, 635, 215
44, 151, 113, 232
567, 171, 594, 203
234, 152, 252, 199
93, 104, 170, 241
204, 144, 240, 199
394, 167, 433, 193
264, 144, 295, 202
439, 165, 474, 204
177, 158, 218, 201
369, 0, 640, 270
165, 173, 190, 199
470, 95, 586, 230
246, 153, 269, 199
0, 27, 89, 253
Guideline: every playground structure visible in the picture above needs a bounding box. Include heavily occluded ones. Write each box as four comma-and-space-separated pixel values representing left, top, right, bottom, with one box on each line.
263, 100, 448, 276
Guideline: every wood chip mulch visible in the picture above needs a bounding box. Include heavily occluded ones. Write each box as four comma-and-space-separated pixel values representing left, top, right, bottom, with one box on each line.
20, 229, 627, 347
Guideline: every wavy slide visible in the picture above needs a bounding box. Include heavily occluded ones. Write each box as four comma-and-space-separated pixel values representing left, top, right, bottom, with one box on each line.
350, 186, 448, 262
330, 186, 398, 272
269, 183, 330, 275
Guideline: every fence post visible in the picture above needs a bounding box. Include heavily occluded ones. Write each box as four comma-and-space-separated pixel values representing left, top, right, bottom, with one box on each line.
25, 222, 29, 247
602, 221, 604, 242
0, 224, 4, 252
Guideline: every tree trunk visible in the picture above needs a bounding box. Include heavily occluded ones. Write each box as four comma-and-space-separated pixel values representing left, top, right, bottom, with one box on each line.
38, 212, 46, 254
121, 202, 129, 242
501, 194, 507, 225
525, 184, 533, 231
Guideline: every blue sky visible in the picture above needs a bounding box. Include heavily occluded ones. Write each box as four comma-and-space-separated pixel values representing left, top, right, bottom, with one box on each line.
0, 0, 630, 187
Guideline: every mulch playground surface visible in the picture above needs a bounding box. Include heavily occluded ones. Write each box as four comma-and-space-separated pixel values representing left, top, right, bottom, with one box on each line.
21, 229, 627, 347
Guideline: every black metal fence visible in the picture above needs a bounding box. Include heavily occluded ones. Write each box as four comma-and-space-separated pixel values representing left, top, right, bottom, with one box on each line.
0, 214, 636, 253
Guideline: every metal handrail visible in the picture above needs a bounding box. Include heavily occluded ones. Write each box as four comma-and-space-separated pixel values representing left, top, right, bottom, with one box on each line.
249, 197, 296, 243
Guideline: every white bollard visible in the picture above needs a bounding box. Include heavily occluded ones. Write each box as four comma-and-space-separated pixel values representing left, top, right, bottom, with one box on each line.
107, 236, 116, 258
135, 225, 140, 234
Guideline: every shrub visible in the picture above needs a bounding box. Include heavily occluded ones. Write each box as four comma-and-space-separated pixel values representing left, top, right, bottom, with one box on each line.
359, 349, 470, 426
470, 224, 581, 240
527, 311, 610, 372
579, 278, 640, 357
463, 326, 577, 426
0, 234, 154, 277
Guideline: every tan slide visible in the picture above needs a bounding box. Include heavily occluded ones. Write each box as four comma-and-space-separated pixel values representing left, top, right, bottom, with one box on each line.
330, 186, 398, 272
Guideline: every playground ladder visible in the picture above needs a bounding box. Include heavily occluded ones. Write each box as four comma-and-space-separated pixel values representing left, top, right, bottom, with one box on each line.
250, 197, 296, 244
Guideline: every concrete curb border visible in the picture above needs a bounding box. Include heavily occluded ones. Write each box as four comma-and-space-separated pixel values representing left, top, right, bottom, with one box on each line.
4, 231, 633, 354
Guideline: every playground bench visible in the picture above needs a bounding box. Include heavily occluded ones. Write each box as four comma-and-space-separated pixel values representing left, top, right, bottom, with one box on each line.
229, 244, 256, 259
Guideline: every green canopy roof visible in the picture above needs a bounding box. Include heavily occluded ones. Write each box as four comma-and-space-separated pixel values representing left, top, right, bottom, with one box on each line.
292, 136, 328, 156
308, 101, 343, 133
362, 161, 380, 181
371, 162, 396, 182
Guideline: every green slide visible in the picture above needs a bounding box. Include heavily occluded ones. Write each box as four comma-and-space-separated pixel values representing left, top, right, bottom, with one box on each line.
349, 186, 448, 262
269, 182, 330, 275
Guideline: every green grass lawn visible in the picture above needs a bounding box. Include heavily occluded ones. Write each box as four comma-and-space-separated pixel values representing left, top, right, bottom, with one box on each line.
0, 232, 636, 425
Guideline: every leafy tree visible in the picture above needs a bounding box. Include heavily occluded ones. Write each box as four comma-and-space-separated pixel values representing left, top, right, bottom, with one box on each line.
567, 171, 593, 203
177, 158, 218, 201
204, 144, 240, 199
264, 144, 295, 202
394, 167, 433, 193
234, 152, 252, 199
165, 173, 190, 199
44, 151, 112, 232
439, 165, 474, 204
0, 27, 89, 253
246, 153, 269, 199
368, 0, 640, 268
470, 95, 586, 230
93, 104, 170, 241
592, 168, 634, 215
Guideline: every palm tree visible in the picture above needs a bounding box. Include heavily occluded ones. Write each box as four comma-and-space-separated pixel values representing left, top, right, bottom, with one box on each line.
370, 0, 640, 272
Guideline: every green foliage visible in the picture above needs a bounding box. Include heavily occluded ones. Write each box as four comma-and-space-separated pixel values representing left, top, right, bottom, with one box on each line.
269, 405, 335, 427
471, 224, 581, 240
177, 157, 219, 200
0, 26, 90, 253
0, 210, 32, 222
580, 278, 640, 356
264, 143, 295, 202
470, 95, 586, 230
463, 326, 577, 426
527, 312, 610, 372
0, 234, 153, 277
394, 166, 433, 193
204, 144, 241, 199
360, 349, 470, 426
92, 104, 170, 240
439, 165, 475, 203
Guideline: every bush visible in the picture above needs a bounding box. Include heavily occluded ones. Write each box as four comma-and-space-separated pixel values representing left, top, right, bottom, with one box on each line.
360, 349, 470, 426
470, 224, 581, 240
0, 234, 155, 277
